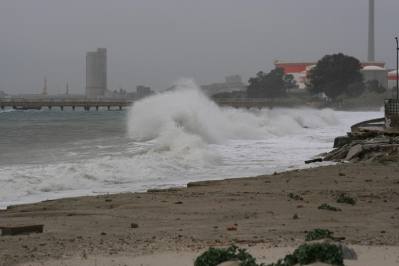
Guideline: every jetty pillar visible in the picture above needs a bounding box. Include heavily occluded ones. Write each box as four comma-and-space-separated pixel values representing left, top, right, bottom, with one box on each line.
385, 99, 399, 129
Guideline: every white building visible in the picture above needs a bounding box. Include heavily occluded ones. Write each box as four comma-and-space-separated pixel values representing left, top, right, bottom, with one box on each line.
86, 48, 107, 98
201, 75, 246, 96
361, 65, 388, 88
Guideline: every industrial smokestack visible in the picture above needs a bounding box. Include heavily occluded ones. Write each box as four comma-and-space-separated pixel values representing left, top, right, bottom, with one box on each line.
368, 0, 375, 61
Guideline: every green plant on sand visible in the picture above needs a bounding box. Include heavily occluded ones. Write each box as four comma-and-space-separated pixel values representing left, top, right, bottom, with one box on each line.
305, 228, 334, 241
195, 242, 345, 266
318, 203, 342, 212
288, 193, 303, 201
267, 243, 344, 266
194, 245, 264, 266
336, 193, 356, 205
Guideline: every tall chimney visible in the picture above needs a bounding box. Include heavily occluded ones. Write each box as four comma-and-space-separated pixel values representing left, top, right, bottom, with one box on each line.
368, 0, 375, 62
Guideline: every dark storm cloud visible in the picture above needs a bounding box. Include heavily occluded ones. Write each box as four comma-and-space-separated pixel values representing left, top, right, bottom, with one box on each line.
0, 0, 398, 94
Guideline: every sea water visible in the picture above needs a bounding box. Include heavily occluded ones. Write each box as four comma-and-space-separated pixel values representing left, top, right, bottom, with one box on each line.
0, 80, 383, 208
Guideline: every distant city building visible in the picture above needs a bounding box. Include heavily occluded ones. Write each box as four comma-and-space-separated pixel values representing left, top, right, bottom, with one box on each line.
65, 82, 69, 95
42, 77, 48, 96
104, 88, 131, 99
86, 48, 107, 98
274, 60, 386, 89
0, 90, 7, 98
136, 85, 154, 99
201, 75, 246, 96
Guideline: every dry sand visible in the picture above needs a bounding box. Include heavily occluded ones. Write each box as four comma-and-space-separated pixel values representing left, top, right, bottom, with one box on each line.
1, 162, 399, 266
19, 245, 399, 266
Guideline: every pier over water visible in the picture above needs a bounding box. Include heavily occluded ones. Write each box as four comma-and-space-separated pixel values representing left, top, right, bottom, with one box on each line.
0, 98, 132, 111
0, 97, 322, 111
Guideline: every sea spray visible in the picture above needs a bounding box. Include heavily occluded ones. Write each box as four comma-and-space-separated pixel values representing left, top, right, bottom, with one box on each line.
127, 79, 339, 146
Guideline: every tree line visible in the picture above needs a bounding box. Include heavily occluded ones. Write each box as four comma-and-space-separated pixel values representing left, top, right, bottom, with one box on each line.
218, 53, 386, 100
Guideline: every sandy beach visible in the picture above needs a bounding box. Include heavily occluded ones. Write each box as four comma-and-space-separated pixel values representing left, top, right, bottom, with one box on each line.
1, 162, 399, 266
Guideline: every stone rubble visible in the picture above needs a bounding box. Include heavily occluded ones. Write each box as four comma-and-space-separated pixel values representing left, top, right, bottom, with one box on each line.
323, 133, 399, 163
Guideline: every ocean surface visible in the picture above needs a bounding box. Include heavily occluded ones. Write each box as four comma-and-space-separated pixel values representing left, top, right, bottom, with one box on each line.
0, 81, 383, 208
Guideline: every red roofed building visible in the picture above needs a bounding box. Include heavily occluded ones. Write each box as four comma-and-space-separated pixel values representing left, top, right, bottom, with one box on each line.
274, 60, 386, 89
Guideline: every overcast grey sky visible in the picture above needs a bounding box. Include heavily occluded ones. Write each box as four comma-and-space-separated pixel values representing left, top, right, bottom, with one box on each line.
0, 0, 398, 94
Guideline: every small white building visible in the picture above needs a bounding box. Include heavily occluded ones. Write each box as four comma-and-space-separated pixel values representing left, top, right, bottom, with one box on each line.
361, 65, 388, 88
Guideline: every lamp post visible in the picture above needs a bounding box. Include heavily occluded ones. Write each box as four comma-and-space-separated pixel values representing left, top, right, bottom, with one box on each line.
396, 37, 399, 100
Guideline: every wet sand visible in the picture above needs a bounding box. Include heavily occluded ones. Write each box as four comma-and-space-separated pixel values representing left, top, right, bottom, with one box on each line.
1, 163, 399, 266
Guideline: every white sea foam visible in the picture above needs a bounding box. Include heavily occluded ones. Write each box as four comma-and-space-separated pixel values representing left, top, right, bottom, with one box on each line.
0, 79, 383, 208
127, 79, 338, 150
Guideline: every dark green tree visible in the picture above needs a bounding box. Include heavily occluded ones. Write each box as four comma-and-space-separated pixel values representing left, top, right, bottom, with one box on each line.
283, 74, 298, 89
247, 68, 287, 98
308, 53, 364, 99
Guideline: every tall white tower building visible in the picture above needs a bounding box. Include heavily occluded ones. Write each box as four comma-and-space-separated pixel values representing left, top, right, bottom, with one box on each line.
368, 0, 375, 62
86, 48, 107, 98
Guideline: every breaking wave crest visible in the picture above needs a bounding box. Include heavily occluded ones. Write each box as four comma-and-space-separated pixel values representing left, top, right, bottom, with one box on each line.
127, 79, 338, 152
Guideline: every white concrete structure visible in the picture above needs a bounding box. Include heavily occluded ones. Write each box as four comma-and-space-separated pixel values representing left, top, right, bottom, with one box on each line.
86, 48, 107, 98
361, 65, 388, 88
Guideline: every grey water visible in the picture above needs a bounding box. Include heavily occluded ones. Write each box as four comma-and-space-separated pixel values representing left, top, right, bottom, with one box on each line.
0, 109, 128, 166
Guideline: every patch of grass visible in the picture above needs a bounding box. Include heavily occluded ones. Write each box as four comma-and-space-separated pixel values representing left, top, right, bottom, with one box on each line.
305, 228, 334, 241
194, 245, 264, 266
318, 203, 342, 212
267, 243, 344, 266
336, 193, 356, 205
288, 193, 303, 201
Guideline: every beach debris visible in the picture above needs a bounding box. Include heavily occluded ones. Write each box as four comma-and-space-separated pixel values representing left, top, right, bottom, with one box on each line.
227, 225, 237, 231
318, 204, 341, 212
174, 201, 183, 204
336, 193, 356, 205
324, 134, 399, 163
345, 144, 363, 161
334, 136, 351, 148
305, 158, 323, 164
0, 224, 44, 236
288, 193, 303, 201
293, 214, 299, 220
130, 223, 139, 228
187, 180, 219, 188
147, 187, 184, 193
